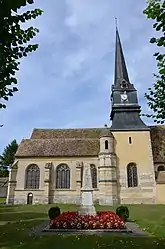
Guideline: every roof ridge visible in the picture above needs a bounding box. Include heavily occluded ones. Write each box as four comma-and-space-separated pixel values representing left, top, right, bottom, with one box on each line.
33, 127, 105, 131
24, 138, 99, 141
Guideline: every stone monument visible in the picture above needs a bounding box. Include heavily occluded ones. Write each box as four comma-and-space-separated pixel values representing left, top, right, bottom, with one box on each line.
78, 162, 96, 216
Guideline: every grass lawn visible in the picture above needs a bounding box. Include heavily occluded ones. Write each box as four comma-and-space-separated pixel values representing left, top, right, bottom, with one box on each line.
0, 197, 6, 204
0, 203, 165, 249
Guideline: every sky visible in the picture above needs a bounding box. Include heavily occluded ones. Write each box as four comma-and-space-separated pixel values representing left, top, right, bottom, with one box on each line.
0, 0, 159, 153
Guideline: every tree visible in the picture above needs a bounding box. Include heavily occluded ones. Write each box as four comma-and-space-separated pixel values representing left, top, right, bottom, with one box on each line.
0, 139, 18, 168
0, 0, 43, 109
142, 0, 165, 124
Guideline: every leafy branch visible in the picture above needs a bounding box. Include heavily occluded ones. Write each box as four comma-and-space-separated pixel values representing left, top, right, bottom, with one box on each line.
0, 0, 43, 108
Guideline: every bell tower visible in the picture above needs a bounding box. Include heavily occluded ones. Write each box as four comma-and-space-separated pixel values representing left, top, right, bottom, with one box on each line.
110, 27, 149, 131
109, 26, 156, 204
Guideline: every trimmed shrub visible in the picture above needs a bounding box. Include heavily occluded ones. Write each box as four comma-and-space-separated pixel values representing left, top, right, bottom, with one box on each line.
48, 206, 61, 220
116, 205, 129, 222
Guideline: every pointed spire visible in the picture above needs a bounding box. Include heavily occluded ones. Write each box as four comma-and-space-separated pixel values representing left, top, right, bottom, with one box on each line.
114, 24, 130, 86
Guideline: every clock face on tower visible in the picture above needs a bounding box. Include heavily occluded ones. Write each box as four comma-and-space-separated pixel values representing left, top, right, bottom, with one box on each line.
120, 91, 128, 101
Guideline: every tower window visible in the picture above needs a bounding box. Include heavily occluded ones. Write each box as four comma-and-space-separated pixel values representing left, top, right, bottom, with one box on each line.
120, 80, 128, 89
105, 140, 108, 150
127, 163, 138, 188
129, 137, 132, 144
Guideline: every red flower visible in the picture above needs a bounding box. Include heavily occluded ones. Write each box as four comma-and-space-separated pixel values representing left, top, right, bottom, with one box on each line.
49, 211, 125, 230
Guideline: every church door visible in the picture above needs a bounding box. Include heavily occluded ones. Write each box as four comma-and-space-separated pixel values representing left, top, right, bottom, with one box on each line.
27, 193, 33, 204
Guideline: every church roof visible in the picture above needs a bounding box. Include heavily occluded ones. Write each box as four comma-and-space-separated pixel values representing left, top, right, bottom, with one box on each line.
99, 127, 112, 138
30, 128, 108, 139
16, 128, 109, 158
15, 126, 165, 163
15, 138, 99, 157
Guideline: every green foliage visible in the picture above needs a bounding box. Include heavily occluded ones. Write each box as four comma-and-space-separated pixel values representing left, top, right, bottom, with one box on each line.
0, 0, 43, 109
48, 206, 61, 220
0, 140, 18, 168
116, 205, 129, 222
142, 0, 165, 124
0, 169, 9, 177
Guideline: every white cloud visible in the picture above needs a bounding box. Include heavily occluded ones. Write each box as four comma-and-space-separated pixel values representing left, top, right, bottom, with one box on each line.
0, 0, 158, 153
63, 49, 88, 77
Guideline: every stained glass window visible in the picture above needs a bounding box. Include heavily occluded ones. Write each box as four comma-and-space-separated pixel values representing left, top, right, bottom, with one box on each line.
25, 164, 40, 189
56, 164, 70, 189
127, 163, 138, 188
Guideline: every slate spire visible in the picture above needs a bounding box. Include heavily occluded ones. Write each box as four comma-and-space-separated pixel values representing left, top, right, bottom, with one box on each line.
114, 26, 130, 87
110, 23, 149, 131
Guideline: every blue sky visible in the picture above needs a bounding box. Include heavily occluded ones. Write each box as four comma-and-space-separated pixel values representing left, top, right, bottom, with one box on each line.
0, 0, 159, 153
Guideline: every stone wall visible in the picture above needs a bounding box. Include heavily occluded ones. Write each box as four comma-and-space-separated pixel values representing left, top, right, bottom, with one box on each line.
113, 131, 156, 204
156, 183, 165, 204
9, 156, 99, 205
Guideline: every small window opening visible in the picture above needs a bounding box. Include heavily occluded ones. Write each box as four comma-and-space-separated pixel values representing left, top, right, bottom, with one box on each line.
129, 137, 132, 144
105, 140, 108, 150
120, 80, 128, 89
158, 165, 165, 171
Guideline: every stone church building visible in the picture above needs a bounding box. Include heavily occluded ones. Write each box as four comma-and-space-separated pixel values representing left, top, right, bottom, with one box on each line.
6, 28, 165, 205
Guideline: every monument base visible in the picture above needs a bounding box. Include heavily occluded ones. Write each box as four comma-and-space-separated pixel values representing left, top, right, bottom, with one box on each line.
78, 205, 96, 216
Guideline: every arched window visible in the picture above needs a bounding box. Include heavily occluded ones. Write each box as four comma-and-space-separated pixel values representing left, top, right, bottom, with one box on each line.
158, 165, 165, 171
120, 80, 128, 89
105, 140, 108, 150
127, 163, 138, 188
56, 164, 70, 189
25, 164, 40, 189
90, 164, 97, 188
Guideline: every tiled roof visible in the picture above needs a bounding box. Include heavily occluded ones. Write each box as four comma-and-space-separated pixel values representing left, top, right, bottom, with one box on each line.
15, 138, 99, 157
15, 126, 165, 163
30, 128, 111, 139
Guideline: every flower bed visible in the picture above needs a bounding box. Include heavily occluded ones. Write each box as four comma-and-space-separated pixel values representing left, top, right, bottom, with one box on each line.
49, 211, 125, 230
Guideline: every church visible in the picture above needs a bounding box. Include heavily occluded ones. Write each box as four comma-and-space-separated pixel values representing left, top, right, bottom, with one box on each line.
6, 28, 165, 206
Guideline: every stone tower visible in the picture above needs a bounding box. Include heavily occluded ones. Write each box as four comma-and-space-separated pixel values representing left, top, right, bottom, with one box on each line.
110, 27, 156, 204
98, 126, 118, 205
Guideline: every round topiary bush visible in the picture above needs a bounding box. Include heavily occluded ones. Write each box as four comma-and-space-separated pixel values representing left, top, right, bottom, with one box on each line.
116, 205, 129, 222
48, 206, 61, 220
